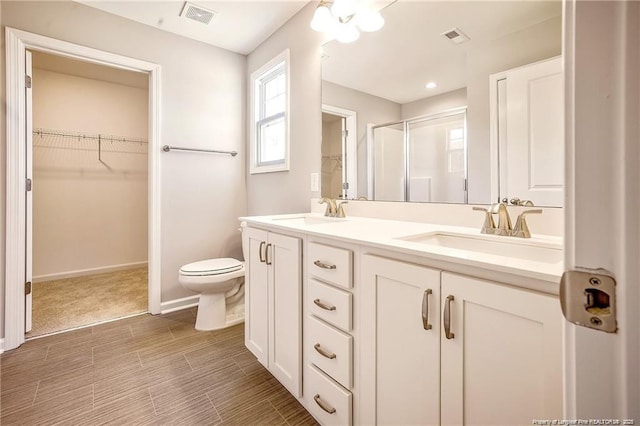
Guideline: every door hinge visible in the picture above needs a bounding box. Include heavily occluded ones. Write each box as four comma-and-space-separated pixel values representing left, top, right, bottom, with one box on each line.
342, 182, 349, 190
26, 178, 32, 192
25, 281, 32, 295
342, 130, 348, 138
25, 75, 32, 89
463, 178, 468, 191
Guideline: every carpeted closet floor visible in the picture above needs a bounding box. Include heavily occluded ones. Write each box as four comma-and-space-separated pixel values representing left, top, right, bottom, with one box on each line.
27, 266, 148, 337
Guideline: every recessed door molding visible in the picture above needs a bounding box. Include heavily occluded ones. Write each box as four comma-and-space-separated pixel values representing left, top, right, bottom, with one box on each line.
4, 27, 162, 351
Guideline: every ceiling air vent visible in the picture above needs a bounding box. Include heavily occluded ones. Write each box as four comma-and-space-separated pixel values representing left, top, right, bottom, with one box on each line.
441, 27, 470, 45
180, 2, 217, 25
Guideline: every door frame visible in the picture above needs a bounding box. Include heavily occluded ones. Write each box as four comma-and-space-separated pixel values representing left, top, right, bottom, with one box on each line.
4, 27, 162, 351
322, 104, 357, 199
563, 0, 640, 418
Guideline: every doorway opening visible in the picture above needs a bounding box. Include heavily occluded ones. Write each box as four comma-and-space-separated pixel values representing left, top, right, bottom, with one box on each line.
26, 51, 150, 337
5, 27, 161, 351
321, 104, 358, 199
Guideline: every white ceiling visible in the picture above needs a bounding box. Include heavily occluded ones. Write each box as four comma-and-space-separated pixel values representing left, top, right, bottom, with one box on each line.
322, 1, 562, 104
77, 0, 309, 55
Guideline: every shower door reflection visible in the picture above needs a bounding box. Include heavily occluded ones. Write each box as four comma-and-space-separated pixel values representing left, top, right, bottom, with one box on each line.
371, 108, 467, 203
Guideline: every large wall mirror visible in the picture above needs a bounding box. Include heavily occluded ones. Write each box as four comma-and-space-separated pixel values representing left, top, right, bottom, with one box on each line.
321, 0, 563, 207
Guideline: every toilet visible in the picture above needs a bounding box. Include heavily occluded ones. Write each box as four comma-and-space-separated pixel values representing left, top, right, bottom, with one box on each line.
178, 257, 245, 331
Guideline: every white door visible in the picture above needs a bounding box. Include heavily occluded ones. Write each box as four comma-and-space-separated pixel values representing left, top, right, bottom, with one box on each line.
502, 57, 563, 207
244, 227, 269, 366
268, 232, 301, 397
25, 50, 33, 333
440, 273, 563, 426
361, 255, 441, 426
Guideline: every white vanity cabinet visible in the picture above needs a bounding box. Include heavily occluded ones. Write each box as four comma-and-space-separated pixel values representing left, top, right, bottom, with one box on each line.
243, 226, 302, 397
304, 241, 356, 425
361, 255, 563, 426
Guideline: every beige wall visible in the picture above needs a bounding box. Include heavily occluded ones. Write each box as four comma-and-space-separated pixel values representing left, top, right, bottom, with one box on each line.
322, 80, 401, 197
32, 68, 148, 279
401, 88, 467, 120
246, 2, 325, 215
321, 117, 343, 199
1, 1, 247, 337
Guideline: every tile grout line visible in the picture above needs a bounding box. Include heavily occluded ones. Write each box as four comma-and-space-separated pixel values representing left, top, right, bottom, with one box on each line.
183, 353, 195, 372
206, 393, 223, 423
31, 381, 41, 406
269, 399, 291, 426
148, 388, 158, 417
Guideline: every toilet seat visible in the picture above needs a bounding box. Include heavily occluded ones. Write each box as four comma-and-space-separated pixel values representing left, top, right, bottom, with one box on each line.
180, 258, 243, 277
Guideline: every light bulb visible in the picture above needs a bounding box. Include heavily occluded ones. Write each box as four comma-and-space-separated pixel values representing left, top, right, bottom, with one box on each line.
425, 82, 438, 89
331, 0, 357, 18
336, 22, 360, 43
357, 9, 384, 32
310, 4, 333, 32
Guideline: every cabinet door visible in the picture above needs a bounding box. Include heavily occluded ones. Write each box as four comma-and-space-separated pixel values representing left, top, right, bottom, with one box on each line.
504, 57, 564, 207
244, 227, 269, 366
441, 273, 563, 426
361, 255, 441, 426
268, 232, 302, 397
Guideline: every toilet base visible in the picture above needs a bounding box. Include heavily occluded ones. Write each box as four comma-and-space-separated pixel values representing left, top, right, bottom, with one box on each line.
195, 292, 245, 331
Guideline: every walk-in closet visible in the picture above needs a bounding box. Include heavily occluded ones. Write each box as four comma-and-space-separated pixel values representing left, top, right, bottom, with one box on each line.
28, 51, 150, 337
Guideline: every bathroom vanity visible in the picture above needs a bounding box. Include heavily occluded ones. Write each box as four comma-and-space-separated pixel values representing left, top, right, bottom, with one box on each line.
240, 212, 564, 425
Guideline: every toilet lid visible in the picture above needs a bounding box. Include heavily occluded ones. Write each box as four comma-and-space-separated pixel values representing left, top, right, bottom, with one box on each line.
180, 258, 243, 276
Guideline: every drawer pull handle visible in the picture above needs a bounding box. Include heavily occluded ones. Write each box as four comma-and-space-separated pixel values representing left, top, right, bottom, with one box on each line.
314, 260, 337, 270
444, 295, 455, 340
422, 289, 432, 330
313, 299, 336, 311
258, 241, 266, 263
314, 394, 337, 414
314, 343, 337, 359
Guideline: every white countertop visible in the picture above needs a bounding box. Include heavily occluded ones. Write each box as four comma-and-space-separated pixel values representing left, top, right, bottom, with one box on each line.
240, 213, 564, 292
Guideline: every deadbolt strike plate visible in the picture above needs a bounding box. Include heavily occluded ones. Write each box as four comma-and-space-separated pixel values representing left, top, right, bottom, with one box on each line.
560, 269, 617, 333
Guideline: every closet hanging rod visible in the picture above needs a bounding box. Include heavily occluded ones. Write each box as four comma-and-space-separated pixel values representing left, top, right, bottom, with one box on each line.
33, 128, 147, 144
162, 145, 237, 157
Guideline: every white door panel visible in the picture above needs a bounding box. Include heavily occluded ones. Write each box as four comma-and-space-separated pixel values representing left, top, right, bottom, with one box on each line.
25, 50, 33, 333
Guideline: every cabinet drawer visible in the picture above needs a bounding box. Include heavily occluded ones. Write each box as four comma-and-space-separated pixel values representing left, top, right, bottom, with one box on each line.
309, 278, 352, 332
305, 364, 352, 426
308, 242, 353, 289
308, 316, 353, 389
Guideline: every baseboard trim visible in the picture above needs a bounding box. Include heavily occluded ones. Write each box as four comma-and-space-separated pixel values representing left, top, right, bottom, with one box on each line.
160, 295, 199, 314
33, 261, 148, 283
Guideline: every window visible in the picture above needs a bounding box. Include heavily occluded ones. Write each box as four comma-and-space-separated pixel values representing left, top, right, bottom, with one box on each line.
446, 126, 465, 173
250, 49, 290, 173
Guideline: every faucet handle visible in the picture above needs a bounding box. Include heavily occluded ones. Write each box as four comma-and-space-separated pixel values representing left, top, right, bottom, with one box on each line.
472, 206, 496, 234
336, 200, 349, 218
512, 209, 543, 238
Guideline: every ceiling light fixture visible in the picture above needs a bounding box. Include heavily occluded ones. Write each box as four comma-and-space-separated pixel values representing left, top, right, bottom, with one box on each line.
425, 82, 438, 89
311, 0, 385, 43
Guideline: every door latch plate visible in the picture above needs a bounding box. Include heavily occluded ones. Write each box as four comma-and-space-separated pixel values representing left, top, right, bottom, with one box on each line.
560, 269, 616, 333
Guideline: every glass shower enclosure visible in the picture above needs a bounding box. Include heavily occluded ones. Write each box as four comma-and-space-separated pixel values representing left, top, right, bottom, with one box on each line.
371, 108, 468, 203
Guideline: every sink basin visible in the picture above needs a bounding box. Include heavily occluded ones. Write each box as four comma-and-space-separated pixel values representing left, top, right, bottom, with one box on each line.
396, 232, 563, 264
271, 215, 349, 226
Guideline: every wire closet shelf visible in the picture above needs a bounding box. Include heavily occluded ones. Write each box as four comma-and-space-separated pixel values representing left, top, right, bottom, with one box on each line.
32, 128, 148, 156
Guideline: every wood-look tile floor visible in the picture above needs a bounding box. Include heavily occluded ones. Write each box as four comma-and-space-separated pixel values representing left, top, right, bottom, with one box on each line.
1, 310, 318, 426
